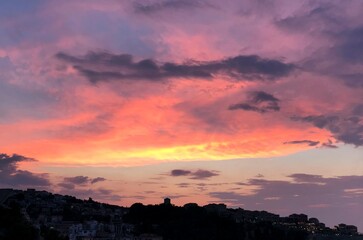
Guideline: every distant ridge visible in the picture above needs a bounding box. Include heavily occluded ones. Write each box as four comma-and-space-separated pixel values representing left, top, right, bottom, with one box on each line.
0, 188, 362, 240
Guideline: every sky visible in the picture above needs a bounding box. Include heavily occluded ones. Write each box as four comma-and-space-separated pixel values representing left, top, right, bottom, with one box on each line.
0, 0, 363, 231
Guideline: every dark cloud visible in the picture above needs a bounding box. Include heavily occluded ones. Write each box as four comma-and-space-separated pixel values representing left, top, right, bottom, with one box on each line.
190, 169, 219, 180
320, 139, 338, 149
171, 169, 192, 176
64, 176, 89, 185
143, 190, 156, 194
276, 3, 363, 90
288, 174, 324, 183
62, 176, 107, 186
0, 154, 34, 172
0, 153, 50, 187
58, 176, 115, 201
176, 183, 190, 188
169, 169, 219, 180
283, 140, 320, 147
56, 52, 295, 83
229, 91, 280, 113
134, 0, 214, 14
228, 103, 262, 112
335, 27, 363, 64
251, 91, 279, 103
321, 142, 338, 149
91, 177, 106, 184
291, 115, 338, 128
276, 5, 340, 34
291, 115, 363, 146
327, 27, 363, 88
57, 182, 75, 190
339, 74, 363, 88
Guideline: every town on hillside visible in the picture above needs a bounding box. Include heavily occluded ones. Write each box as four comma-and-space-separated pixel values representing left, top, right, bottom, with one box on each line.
0, 188, 362, 240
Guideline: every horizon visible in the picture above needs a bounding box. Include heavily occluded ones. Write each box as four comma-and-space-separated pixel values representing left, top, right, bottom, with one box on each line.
0, 0, 363, 233
1, 187, 359, 232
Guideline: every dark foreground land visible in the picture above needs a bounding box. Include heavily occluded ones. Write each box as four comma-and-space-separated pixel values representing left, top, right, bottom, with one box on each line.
0, 188, 362, 240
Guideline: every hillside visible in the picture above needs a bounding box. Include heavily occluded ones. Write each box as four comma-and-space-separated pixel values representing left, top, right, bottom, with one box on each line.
0, 188, 362, 240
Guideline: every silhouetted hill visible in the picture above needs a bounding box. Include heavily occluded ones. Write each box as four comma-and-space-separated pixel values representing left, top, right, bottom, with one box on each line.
0, 188, 362, 240
0, 205, 38, 240
124, 202, 307, 240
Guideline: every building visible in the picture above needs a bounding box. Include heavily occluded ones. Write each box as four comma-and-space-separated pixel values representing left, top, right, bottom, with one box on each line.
163, 198, 171, 205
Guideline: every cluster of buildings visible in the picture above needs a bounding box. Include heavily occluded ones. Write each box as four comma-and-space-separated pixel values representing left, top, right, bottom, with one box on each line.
0, 188, 138, 240
0, 189, 362, 240
201, 203, 362, 239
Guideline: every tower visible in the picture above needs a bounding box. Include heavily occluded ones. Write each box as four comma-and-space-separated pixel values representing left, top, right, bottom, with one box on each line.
164, 197, 171, 205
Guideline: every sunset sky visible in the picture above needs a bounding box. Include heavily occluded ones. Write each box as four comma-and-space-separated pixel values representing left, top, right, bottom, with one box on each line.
1, 0, 363, 231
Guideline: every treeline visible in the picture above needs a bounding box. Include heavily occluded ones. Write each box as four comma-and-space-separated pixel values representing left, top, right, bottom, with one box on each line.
123, 203, 308, 240
0, 205, 37, 240
0, 205, 66, 240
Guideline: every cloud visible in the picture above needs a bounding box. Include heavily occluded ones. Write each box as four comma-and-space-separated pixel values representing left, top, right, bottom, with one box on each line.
56, 52, 295, 83
62, 175, 107, 186
59, 188, 122, 202
190, 169, 219, 180
339, 74, 363, 88
163, 194, 188, 199
291, 115, 338, 128
314, 25, 363, 85
321, 142, 338, 149
58, 182, 75, 190
229, 91, 280, 113
176, 183, 190, 188
275, 2, 363, 91
209, 174, 363, 228
91, 177, 106, 184
251, 91, 280, 103
0, 153, 50, 187
212, 174, 363, 204
228, 103, 262, 112
134, 0, 215, 14
169, 169, 219, 180
0, 154, 34, 172
58, 176, 115, 202
352, 104, 363, 116
0, 70, 57, 123
320, 139, 338, 149
276, 4, 339, 34
49, 113, 113, 139
291, 115, 363, 146
326, 26, 363, 88
63, 176, 89, 185
222, 173, 363, 203
283, 140, 320, 147
335, 27, 363, 64
171, 169, 192, 176
287, 174, 325, 183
